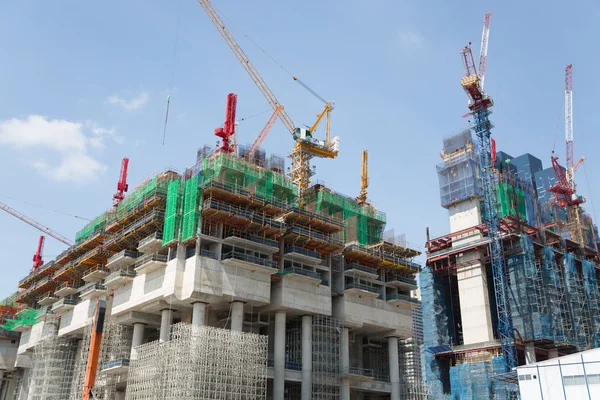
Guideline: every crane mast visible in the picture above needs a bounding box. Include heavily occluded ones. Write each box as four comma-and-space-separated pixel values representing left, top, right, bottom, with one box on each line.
247, 106, 283, 160
565, 64, 574, 189
215, 93, 238, 153
32, 235, 45, 272
357, 150, 368, 205
113, 157, 130, 207
460, 14, 517, 373
0, 201, 74, 246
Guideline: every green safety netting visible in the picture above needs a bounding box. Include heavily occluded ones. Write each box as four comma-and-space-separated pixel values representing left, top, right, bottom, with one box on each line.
75, 212, 108, 244
1, 308, 41, 331
114, 177, 169, 221
0, 292, 18, 306
162, 179, 182, 246
496, 182, 525, 219
181, 175, 202, 242
200, 154, 297, 206
305, 190, 386, 246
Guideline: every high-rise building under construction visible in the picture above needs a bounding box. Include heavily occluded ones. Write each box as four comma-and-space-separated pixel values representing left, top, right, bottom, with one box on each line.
423, 130, 600, 399
0, 143, 426, 400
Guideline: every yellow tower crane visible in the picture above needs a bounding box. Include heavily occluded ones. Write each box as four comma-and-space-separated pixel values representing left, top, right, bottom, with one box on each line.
357, 150, 369, 205
196, 0, 339, 205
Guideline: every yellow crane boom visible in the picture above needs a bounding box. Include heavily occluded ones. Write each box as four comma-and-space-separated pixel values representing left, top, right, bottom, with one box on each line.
196, 0, 295, 134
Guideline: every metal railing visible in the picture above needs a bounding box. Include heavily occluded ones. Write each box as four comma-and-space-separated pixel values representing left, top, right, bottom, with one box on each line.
288, 206, 343, 229
102, 359, 130, 370
52, 298, 78, 310
385, 293, 420, 304
200, 249, 217, 260
19, 261, 57, 285
79, 282, 106, 295
248, 235, 278, 248
344, 367, 374, 377
345, 263, 378, 275
204, 200, 284, 230
289, 226, 343, 246
83, 265, 109, 277
105, 270, 136, 285
284, 246, 321, 259
107, 249, 141, 265
138, 231, 163, 247
345, 282, 379, 294
135, 253, 167, 268
185, 247, 196, 259
221, 251, 277, 269
283, 267, 321, 280
386, 274, 417, 286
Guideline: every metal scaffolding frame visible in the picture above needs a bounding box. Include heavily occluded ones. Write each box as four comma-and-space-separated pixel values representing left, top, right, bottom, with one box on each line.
311, 316, 341, 400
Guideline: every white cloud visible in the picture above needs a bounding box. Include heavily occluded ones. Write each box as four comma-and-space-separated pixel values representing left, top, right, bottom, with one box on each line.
398, 31, 424, 48
0, 115, 113, 183
107, 91, 149, 111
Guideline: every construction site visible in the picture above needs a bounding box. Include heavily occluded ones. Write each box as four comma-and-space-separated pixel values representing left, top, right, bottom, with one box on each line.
0, 4, 599, 400
421, 14, 600, 400
0, 2, 425, 399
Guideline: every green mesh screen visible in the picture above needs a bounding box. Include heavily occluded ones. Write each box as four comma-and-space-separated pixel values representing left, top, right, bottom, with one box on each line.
1, 308, 41, 331
496, 183, 526, 219
162, 179, 182, 246
200, 154, 297, 206
305, 190, 386, 246
75, 212, 108, 244
180, 175, 202, 242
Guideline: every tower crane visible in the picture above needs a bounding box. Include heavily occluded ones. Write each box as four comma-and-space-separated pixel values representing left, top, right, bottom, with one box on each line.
214, 93, 238, 153
31, 235, 45, 273
0, 201, 74, 247
113, 157, 130, 207
548, 65, 586, 245
196, 0, 340, 205
356, 150, 369, 206
460, 13, 517, 372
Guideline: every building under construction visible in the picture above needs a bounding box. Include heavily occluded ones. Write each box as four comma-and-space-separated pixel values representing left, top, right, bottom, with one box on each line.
0, 139, 425, 399
422, 130, 600, 399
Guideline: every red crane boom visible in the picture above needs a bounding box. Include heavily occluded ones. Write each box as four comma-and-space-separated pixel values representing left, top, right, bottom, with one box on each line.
32, 235, 45, 272
214, 93, 238, 153
113, 157, 130, 207
0, 201, 74, 246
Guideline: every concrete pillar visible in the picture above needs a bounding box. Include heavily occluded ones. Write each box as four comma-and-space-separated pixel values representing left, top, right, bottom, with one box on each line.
192, 302, 207, 327
160, 309, 173, 343
114, 391, 125, 400
16, 368, 29, 400
131, 323, 145, 360
356, 335, 364, 369
548, 348, 559, 359
456, 262, 495, 344
231, 301, 244, 332
525, 343, 536, 365
274, 311, 286, 400
388, 337, 400, 400
301, 315, 312, 400
4, 377, 16, 400
341, 327, 350, 400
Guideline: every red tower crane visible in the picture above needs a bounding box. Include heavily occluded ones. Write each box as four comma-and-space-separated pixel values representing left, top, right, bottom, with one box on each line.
214, 93, 238, 153
31, 235, 45, 272
113, 157, 129, 207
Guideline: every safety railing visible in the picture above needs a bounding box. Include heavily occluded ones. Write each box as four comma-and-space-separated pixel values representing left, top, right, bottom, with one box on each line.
345, 282, 379, 294
134, 253, 167, 268
107, 249, 141, 265
345, 263, 378, 276
385, 293, 420, 304
283, 267, 321, 280
386, 274, 417, 287
284, 246, 321, 259
221, 251, 277, 269
138, 231, 163, 247
105, 270, 136, 285
200, 249, 217, 260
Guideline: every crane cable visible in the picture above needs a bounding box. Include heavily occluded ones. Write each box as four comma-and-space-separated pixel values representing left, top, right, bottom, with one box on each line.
163, 0, 183, 146
213, 5, 329, 105
0, 195, 91, 221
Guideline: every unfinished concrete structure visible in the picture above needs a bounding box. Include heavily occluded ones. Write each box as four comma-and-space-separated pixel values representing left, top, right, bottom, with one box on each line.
3, 144, 424, 399
423, 131, 600, 399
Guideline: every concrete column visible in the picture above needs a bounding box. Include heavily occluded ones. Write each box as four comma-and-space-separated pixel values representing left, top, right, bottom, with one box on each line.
356, 335, 364, 369
274, 311, 286, 400
548, 348, 559, 359
388, 337, 400, 400
341, 327, 350, 400
456, 262, 495, 344
192, 302, 207, 327
114, 391, 125, 400
301, 315, 312, 400
131, 323, 145, 360
231, 301, 244, 332
525, 343, 536, 365
17, 368, 29, 400
160, 309, 173, 343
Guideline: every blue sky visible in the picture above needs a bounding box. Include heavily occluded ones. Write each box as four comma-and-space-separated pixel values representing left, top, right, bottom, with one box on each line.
1, 1, 599, 297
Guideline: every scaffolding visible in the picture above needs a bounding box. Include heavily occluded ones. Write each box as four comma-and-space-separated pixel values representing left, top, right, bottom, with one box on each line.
582, 259, 600, 348
27, 314, 78, 400
311, 315, 341, 400
563, 253, 591, 349
125, 323, 268, 400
